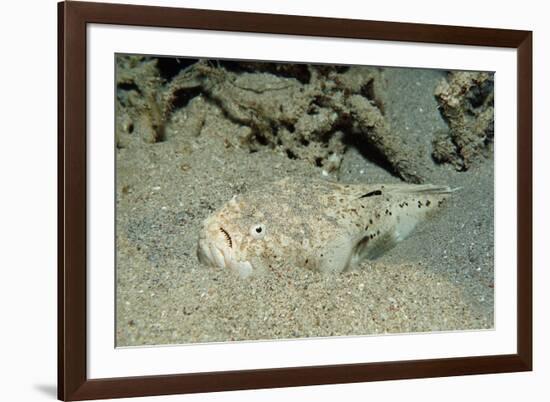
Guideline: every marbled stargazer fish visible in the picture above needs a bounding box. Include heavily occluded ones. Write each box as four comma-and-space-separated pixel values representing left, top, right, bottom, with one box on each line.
197, 177, 454, 278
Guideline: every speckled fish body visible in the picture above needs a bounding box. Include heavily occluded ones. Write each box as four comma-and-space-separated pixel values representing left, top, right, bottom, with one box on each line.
197, 177, 453, 278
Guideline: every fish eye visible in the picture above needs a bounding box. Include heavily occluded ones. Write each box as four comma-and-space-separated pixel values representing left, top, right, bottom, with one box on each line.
249, 224, 266, 239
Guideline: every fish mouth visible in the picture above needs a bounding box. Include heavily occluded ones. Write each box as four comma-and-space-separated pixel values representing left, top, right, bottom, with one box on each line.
197, 226, 253, 278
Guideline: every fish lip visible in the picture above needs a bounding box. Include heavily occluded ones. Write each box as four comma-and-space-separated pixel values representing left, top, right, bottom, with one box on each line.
198, 231, 253, 278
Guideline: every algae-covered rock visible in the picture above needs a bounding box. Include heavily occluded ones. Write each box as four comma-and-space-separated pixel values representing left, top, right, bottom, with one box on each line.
433, 72, 494, 170
116, 55, 166, 147
115, 56, 429, 182
163, 61, 422, 182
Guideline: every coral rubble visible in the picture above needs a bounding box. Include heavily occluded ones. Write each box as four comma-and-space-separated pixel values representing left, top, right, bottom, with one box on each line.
433, 72, 494, 170
116, 55, 166, 147
115, 57, 430, 182
165, 61, 421, 182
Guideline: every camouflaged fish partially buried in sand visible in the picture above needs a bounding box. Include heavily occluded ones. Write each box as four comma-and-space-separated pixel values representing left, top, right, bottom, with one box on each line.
198, 177, 455, 278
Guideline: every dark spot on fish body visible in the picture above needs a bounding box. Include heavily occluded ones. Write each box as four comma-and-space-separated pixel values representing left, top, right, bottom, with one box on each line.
286, 149, 298, 159
426, 200, 431, 206
360, 190, 382, 198
369, 219, 373, 224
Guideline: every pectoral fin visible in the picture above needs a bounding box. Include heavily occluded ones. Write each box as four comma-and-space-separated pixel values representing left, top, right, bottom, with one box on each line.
364, 231, 400, 260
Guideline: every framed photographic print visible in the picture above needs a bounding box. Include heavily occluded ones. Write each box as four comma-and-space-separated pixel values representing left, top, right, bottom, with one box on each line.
58, 1, 532, 400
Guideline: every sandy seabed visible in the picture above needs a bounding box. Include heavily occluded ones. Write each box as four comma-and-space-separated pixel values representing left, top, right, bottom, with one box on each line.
115, 65, 494, 346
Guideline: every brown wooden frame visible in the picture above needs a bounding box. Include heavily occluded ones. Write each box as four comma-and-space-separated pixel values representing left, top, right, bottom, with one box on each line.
58, 1, 532, 400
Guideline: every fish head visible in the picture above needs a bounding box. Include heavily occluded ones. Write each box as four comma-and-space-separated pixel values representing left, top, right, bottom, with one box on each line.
197, 195, 270, 278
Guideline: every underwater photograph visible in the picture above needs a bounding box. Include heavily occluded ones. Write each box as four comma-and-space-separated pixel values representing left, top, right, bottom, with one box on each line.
115, 54, 495, 347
